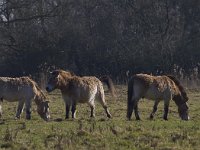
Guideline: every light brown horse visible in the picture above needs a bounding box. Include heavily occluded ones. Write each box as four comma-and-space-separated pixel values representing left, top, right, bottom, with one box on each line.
46, 70, 112, 119
127, 74, 189, 120
0, 77, 50, 121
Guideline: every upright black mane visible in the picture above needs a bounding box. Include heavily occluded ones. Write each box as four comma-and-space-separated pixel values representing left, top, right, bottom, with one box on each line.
167, 75, 188, 102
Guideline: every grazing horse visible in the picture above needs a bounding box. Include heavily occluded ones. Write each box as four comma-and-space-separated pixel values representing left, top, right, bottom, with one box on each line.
46, 70, 112, 119
0, 77, 50, 121
127, 74, 189, 121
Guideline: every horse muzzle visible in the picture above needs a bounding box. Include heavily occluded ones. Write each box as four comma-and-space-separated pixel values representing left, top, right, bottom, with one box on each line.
46, 85, 54, 92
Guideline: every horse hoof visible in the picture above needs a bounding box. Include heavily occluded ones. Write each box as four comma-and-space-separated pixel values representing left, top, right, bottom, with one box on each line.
65, 117, 69, 120
26, 116, 31, 120
136, 117, 141, 121
90, 115, 95, 118
149, 115, 154, 120
15, 116, 20, 120
163, 118, 168, 121
107, 114, 112, 118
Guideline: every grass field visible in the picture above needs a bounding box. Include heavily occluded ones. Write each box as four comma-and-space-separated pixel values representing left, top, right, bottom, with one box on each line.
0, 85, 200, 150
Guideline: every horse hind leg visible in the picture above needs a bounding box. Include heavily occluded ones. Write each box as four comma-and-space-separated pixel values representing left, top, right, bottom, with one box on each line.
15, 100, 25, 119
128, 96, 140, 120
103, 104, 112, 118
133, 100, 140, 120
88, 101, 95, 118
0, 104, 2, 119
98, 91, 112, 118
150, 100, 160, 119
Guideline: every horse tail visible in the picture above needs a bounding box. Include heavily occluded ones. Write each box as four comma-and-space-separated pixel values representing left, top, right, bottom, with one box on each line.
127, 76, 134, 119
100, 76, 116, 98
128, 78, 134, 104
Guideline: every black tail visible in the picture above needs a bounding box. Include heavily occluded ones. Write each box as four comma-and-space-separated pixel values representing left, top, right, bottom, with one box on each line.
100, 75, 116, 98
127, 77, 134, 120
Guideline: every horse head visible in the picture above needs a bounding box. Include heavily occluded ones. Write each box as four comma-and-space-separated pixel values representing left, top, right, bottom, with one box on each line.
46, 70, 74, 92
37, 101, 50, 121
173, 94, 189, 120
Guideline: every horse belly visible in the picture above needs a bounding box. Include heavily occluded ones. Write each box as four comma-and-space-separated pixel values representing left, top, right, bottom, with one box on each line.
77, 86, 97, 103
1, 87, 32, 102
145, 88, 163, 100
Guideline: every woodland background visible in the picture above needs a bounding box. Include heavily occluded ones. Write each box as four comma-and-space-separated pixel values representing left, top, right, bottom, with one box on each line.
0, 0, 200, 84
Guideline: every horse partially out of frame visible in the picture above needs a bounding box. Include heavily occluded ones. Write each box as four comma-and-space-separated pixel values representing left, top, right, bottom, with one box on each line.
0, 77, 50, 121
46, 70, 112, 119
127, 74, 189, 121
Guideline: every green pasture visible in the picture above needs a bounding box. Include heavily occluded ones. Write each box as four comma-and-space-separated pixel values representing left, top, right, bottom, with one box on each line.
0, 85, 200, 150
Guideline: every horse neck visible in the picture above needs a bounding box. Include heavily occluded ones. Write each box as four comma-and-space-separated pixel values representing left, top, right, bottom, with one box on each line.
34, 88, 46, 106
173, 94, 185, 106
58, 74, 72, 89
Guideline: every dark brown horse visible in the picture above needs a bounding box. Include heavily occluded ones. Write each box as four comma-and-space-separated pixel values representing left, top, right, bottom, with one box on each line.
127, 74, 189, 120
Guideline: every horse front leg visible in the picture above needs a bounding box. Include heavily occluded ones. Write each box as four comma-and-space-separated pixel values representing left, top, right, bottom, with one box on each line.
15, 100, 25, 119
71, 102, 77, 119
150, 100, 159, 119
65, 104, 71, 119
163, 100, 170, 120
25, 100, 32, 120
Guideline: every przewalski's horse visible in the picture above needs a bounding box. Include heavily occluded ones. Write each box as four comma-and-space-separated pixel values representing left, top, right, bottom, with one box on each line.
127, 74, 189, 121
46, 70, 112, 119
0, 77, 50, 121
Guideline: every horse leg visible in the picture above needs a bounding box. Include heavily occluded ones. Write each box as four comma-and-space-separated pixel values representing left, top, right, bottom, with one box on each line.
127, 97, 140, 120
133, 100, 140, 120
65, 104, 70, 119
15, 100, 25, 119
25, 99, 32, 120
163, 100, 170, 120
71, 102, 77, 119
64, 97, 71, 119
98, 91, 112, 118
88, 101, 95, 118
0, 103, 2, 119
103, 104, 112, 118
150, 100, 159, 119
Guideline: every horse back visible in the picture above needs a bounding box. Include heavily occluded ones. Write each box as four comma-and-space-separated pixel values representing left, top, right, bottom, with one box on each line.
63, 76, 103, 103
129, 74, 178, 100
0, 77, 35, 101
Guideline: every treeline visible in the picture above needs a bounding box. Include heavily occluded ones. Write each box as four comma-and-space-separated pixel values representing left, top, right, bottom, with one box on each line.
0, 0, 200, 80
